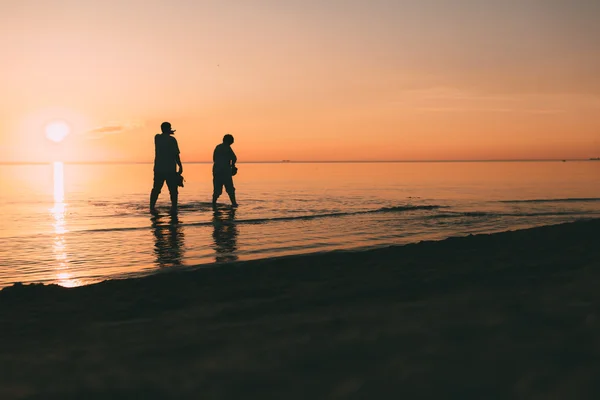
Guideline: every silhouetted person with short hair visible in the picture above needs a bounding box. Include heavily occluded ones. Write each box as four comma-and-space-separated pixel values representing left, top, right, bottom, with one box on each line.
212, 134, 238, 207
150, 122, 183, 213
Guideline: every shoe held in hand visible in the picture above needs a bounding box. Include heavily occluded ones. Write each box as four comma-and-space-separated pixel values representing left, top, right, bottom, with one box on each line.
177, 173, 185, 187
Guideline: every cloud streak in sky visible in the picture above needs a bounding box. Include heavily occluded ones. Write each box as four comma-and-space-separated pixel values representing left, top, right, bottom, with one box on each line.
86, 121, 144, 139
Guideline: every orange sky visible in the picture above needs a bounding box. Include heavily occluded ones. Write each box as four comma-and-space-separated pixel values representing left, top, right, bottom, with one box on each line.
1, 0, 599, 162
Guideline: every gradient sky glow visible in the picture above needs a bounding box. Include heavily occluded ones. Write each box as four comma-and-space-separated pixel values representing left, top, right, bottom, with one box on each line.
1, 0, 599, 162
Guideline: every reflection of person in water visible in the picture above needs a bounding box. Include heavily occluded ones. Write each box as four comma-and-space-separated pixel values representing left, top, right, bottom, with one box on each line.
151, 213, 185, 268
212, 206, 238, 262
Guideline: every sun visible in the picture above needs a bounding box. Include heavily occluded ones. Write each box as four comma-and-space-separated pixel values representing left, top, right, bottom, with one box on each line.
45, 120, 71, 143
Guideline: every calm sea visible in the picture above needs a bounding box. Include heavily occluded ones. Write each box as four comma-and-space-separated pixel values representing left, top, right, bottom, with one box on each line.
0, 161, 599, 288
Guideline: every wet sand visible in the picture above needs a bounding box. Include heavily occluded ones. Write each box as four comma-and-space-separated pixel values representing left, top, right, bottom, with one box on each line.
1, 219, 599, 399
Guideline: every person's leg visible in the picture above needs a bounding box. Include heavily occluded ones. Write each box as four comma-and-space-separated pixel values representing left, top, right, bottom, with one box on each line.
224, 176, 237, 206
212, 175, 223, 205
150, 172, 166, 212
165, 173, 179, 212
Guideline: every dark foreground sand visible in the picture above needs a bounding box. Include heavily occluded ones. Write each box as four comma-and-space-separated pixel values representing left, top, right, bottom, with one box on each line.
1, 219, 599, 399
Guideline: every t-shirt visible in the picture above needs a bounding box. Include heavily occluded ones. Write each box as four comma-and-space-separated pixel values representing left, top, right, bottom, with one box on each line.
213, 143, 237, 175
154, 134, 180, 173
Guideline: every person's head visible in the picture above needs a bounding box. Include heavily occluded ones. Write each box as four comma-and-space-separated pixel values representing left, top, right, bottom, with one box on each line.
161, 122, 176, 135
223, 134, 234, 145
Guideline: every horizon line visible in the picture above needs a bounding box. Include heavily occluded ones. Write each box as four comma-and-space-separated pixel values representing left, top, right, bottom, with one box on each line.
0, 158, 596, 165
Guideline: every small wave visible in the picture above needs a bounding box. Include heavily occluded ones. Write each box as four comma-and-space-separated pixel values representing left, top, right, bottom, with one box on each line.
500, 197, 600, 204
90, 201, 217, 212
53, 204, 446, 234
380, 205, 444, 212
425, 212, 493, 220
60, 208, 599, 234
428, 210, 597, 219
235, 205, 445, 225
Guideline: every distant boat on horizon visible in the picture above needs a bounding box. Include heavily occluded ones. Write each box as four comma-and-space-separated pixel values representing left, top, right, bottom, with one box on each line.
282, 160, 291, 163
590, 157, 600, 161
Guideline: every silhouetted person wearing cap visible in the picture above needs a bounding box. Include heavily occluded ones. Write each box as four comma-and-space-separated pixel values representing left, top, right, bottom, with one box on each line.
212, 134, 238, 207
150, 122, 183, 213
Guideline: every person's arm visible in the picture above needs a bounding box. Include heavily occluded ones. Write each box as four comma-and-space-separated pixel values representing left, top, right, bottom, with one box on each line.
230, 148, 237, 167
176, 154, 183, 174
175, 139, 183, 174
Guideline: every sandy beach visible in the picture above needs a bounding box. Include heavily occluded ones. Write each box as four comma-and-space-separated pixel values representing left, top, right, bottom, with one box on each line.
1, 219, 599, 399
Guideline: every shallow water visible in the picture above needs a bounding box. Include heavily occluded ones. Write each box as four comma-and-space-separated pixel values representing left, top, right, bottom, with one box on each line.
0, 161, 599, 287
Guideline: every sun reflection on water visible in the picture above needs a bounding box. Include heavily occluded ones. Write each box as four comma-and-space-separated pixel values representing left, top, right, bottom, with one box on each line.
52, 161, 64, 204
50, 162, 79, 287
